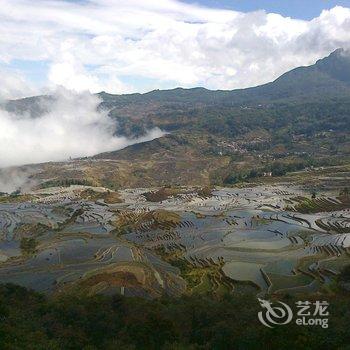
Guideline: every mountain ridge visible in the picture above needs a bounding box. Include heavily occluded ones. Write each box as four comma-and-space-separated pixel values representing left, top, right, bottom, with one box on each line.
1, 48, 349, 187
4, 48, 350, 113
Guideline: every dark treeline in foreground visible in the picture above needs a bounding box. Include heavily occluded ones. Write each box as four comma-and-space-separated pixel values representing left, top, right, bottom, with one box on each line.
0, 284, 349, 350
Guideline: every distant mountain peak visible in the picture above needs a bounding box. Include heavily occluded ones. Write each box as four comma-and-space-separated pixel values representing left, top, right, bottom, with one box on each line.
317, 47, 348, 60
331, 47, 345, 55
313, 47, 350, 84
5, 48, 350, 114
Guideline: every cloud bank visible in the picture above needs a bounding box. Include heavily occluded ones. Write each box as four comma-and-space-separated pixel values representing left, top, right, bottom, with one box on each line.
1, 1, 350, 98
0, 167, 36, 194
0, 89, 164, 168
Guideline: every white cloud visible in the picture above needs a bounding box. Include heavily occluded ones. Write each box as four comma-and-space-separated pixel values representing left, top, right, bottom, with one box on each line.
0, 68, 39, 101
1, 1, 350, 96
0, 89, 164, 167
48, 52, 130, 94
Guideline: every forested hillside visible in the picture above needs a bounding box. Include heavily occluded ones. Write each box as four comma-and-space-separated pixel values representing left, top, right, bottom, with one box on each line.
3, 49, 350, 187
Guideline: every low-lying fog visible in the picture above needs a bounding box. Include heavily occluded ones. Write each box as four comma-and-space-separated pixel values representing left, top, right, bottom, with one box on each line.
0, 89, 165, 193
0, 89, 164, 168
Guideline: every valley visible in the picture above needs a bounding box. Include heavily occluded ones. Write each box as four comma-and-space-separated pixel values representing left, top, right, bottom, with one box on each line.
0, 165, 348, 298
1, 49, 350, 302
3, 3, 350, 348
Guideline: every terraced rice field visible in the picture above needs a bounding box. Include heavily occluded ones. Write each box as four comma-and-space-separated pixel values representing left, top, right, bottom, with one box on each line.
0, 184, 349, 297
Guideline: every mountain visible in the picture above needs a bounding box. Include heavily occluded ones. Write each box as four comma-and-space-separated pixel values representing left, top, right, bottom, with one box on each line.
98, 48, 350, 108
312, 48, 350, 84
3, 95, 53, 118
1, 49, 350, 188
87, 48, 350, 187
5, 48, 350, 117
248, 48, 350, 101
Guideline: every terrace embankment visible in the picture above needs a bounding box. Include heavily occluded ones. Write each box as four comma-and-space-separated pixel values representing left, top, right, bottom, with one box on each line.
0, 179, 348, 297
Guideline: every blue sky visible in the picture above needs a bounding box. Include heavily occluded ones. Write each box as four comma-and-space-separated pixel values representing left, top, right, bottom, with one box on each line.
183, 0, 350, 19
1, 0, 350, 99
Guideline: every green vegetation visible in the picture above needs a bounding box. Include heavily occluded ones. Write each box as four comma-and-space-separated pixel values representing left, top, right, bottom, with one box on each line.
143, 187, 213, 202
0, 283, 349, 350
15, 223, 49, 238
0, 193, 34, 203
114, 209, 181, 235
41, 178, 94, 188
196, 186, 213, 198
290, 191, 350, 214
339, 264, 350, 282
20, 237, 38, 255
143, 187, 188, 202
79, 188, 122, 204
154, 246, 236, 298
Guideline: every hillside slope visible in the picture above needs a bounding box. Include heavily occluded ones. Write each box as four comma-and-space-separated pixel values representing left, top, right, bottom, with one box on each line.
4, 48, 350, 117
2, 49, 350, 189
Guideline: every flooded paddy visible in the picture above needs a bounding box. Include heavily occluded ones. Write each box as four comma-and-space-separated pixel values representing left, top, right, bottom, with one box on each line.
0, 184, 349, 297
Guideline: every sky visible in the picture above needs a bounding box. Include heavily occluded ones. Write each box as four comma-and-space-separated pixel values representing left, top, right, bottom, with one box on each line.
183, 0, 350, 20
1, 0, 350, 99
